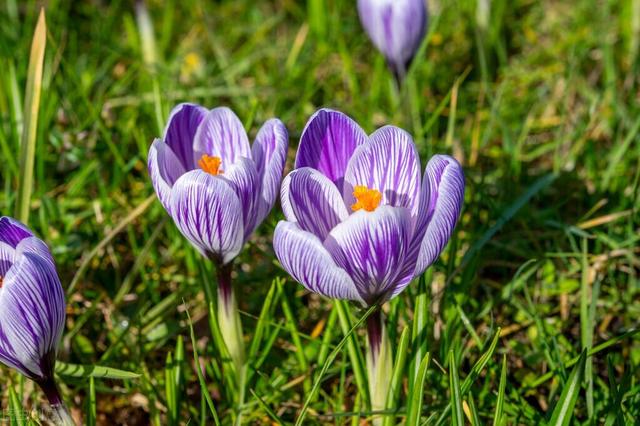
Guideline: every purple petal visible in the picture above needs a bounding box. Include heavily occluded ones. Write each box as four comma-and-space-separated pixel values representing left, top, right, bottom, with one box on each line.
0, 242, 15, 276
344, 126, 421, 216
273, 221, 363, 303
324, 206, 413, 305
357, 0, 427, 74
0, 217, 33, 248
296, 109, 367, 189
193, 107, 251, 168
251, 119, 289, 224
148, 139, 187, 211
0, 251, 65, 380
413, 155, 465, 276
281, 167, 349, 240
169, 170, 245, 264
218, 157, 261, 240
163, 103, 208, 170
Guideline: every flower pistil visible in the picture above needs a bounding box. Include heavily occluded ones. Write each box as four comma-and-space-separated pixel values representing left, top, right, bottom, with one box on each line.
198, 154, 224, 175
352, 185, 382, 212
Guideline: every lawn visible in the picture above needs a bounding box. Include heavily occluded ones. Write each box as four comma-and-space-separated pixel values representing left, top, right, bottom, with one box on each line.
0, 0, 638, 424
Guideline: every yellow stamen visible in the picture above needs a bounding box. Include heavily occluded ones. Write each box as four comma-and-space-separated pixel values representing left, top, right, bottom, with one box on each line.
198, 154, 223, 175
351, 185, 382, 212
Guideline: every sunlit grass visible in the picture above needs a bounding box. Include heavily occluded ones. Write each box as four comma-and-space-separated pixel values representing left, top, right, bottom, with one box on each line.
0, 0, 638, 424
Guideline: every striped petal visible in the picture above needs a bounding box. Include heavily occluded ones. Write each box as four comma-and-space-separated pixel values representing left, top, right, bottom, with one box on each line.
169, 170, 244, 264
0, 217, 33, 248
0, 242, 15, 276
324, 206, 413, 305
219, 157, 261, 240
344, 126, 421, 216
357, 0, 427, 76
251, 119, 289, 224
163, 103, 208, 170
193, 107, 251, 168
148, 139, 187, 211
274, 221, 363, 303
0, 251, 65, 380
281, 167, 349, 240
413, 155, 465, 276
295, 109, 367, 189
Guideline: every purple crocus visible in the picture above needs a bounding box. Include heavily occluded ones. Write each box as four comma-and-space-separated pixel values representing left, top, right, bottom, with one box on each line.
274, 109, 463, 416
148, 103, 288, 266
0, 217, 74, 425
357, 0, 428, 81
148, 103, 288, 388
274, 108, 464, 307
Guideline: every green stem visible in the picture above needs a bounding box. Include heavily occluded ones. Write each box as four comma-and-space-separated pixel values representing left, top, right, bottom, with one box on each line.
215, 262, 246, 424
366, 308, 392, 425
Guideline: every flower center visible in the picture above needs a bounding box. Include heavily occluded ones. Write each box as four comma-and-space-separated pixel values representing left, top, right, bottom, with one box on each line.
198, 154, 223, 175
0, 276, 3, 289
351, 185, 382, 212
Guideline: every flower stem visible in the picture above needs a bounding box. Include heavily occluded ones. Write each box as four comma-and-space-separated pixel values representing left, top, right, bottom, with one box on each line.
366, 308, 392, 425
215, 262, 246, 424
38, 377, 76, 426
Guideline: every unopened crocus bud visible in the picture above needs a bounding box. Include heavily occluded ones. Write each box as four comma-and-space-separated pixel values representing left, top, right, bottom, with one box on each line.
357, 0, 428, 82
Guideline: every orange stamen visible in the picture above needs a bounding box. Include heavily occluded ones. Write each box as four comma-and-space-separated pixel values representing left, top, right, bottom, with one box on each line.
0, 276, 3, 289
198, 154, 223, 175
351, 185, 382, 212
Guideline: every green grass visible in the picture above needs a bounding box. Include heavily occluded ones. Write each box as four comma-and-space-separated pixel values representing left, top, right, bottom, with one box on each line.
1, 0, 639, 424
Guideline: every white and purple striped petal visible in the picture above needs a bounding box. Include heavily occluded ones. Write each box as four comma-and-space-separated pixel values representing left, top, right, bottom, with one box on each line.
193, 107, 251, 168
357, 0, 428, 78
148, 138, 188, 211
169, 170, 245, 264
281, 167, 349, 240
0, 218, 65, 381
324, 206, 413, 305
251, 119, 289, 224
295, 109, 367, 189
0, 217, 33, 247
344, 125, 421, 217
163, 103, 208, 170
274, 221, 364, 303
413, 155, 465, 276
219, 157, 261, 240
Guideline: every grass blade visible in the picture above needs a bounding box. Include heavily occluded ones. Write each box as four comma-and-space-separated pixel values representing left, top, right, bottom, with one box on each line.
295, 305, 377, 426
382, 326, 410, 426
335, 299, 370, 409
406, 351, 431, 426
185, 306, 221, 426
86, 376, 97, 426
449, 351, 464, 426
492, 354, 507, 426
15, 8, 46, 223
547, 350, 587, 426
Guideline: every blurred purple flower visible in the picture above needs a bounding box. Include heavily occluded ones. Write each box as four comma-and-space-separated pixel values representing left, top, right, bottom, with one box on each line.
274, 109, 464, 307
148, 103, 289, 265
357, 0, 428, 80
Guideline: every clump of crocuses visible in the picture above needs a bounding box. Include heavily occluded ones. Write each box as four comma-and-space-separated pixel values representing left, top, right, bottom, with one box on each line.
148, 103, 288, 402
0, 217, 74, 426
274, 109, 464, 416
357, 0, 428, 82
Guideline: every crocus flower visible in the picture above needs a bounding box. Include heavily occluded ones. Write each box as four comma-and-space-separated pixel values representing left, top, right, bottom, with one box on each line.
357, 0, 428, 81
0, 217, 74, 425
148, 103, 288, 267
147, 103, 288, 383
273, 109, 464, 416
274, 108, 464, 308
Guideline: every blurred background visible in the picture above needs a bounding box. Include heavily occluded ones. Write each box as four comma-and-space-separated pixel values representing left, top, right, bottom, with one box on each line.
0, 0, 638, 424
